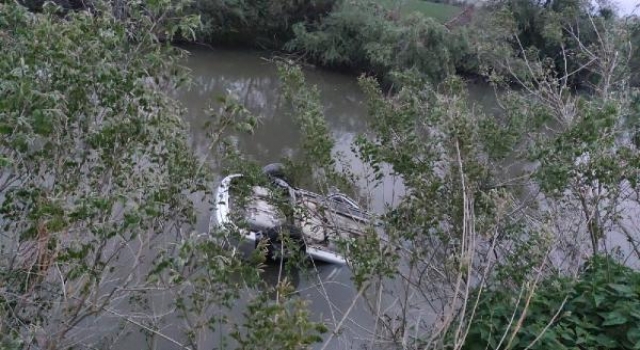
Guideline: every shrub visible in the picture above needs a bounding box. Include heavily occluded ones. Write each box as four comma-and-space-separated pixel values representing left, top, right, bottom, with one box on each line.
286, 0, 470, 83
191, 0, 335, 48
462, 255, 640, 350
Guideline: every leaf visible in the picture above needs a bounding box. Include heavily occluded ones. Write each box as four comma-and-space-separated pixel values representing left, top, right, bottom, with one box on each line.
595, 334, 618, 347
593, 293, 605, 307
601, 311, 627, 326
0, 156, 10, 166
608, 283, 634, 296
628, 328, 640, 348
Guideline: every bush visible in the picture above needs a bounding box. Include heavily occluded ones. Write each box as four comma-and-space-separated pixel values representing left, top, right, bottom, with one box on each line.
462, 255, 640, 350
472, 0, 627, 88
0, 3, 330, 348
192, 0, 335, 48
286, 0, 470, 83
286, 1, 389, 70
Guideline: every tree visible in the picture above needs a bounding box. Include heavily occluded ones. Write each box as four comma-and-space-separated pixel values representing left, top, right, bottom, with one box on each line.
0, 2, 325, 349
0, 1, 201, 347
469, 0, 637, 89
292, 0, 640, 348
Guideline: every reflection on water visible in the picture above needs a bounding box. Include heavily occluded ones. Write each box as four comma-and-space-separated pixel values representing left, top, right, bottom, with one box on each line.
176, 45, 369, 165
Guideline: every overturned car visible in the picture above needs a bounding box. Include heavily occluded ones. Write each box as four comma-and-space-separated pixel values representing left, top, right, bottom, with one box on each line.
211, 164, 379, 265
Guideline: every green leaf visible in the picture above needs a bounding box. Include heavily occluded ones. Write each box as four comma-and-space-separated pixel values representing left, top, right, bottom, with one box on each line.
628, 328, 640, 348
593, 293, 605, 307
0, 156, 11, 166
609, 283, 634, 296
601, 311, 627, 326
595, 334, 618, 347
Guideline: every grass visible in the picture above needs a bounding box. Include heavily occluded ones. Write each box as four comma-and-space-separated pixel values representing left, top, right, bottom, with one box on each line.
376, 0, 463, 22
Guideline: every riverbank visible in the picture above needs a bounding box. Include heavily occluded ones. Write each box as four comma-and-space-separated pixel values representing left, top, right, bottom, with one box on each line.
179, 0, 478, 90
18, 0, 640, 89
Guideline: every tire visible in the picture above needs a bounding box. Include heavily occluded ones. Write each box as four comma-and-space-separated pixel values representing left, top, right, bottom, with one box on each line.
262, 163, 292, 185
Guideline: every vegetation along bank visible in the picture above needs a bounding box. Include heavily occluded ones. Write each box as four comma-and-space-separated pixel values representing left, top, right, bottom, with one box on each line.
20, 0, 640, 87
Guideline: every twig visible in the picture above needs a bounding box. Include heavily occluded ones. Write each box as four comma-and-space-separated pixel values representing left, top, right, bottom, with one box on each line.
319, 282, 368, 350
103, 306, 192, 350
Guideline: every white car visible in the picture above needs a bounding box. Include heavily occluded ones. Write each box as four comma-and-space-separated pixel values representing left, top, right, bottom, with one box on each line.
211, 164, 379, 265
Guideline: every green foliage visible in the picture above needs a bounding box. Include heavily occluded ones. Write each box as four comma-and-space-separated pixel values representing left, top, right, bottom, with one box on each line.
285, 0, 469, 83
532, 100, 626, 193
539, 101, 638, 254
467, 0, 639, 258
286, 1, 389, 70
276, 62, 357, 196
191, 0, 335, 47
0, 2, 331, 349
346, 71, 532, 347
278, 64, 336, 171
473, 0, 628, 88
342, 225, 398, 289
266, 1, 639, 346
231, 282, 328, 350
277, 64, 394, 287
356, 72, 509, 248
369, 14, 465, 82
2, 0, 638, 348
462, 255, 640, 350
375, 0, 463, 22
0, 0, 204, 342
